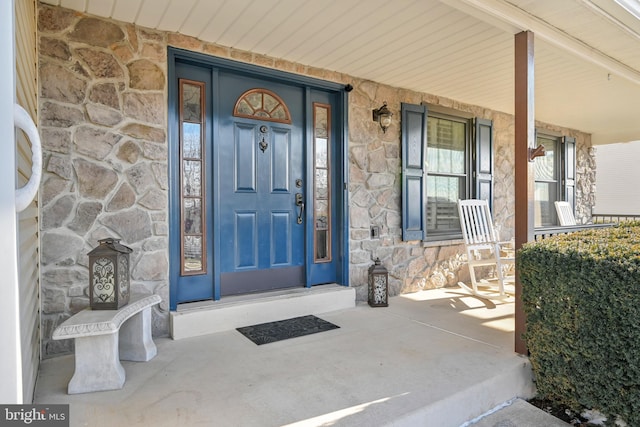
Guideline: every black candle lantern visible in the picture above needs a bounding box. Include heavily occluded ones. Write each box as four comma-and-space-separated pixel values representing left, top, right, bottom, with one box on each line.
88, 238, 133, 310
368, 257, 388, 307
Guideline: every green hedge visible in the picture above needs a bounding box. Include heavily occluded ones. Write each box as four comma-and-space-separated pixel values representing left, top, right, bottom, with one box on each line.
518, 222, 640, 425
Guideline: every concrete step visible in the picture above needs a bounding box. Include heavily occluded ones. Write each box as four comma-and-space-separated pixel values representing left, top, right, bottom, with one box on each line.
463, 398, 570, 426
169, 284, 355, 339
390, 354, 535, 426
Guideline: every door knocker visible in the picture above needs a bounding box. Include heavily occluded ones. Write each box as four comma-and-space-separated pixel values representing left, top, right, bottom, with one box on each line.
259, 125, 269, 153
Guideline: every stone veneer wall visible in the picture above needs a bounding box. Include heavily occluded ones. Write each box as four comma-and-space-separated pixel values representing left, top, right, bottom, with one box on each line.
37, 4, 596, 357
38, 5, 170, 356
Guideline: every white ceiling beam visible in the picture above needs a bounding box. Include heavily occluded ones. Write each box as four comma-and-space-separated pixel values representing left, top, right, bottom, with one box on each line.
439, 0, 640, 86
581, 0, 640, 42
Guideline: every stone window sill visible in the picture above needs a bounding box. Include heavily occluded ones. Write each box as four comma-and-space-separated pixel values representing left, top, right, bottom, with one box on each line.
422, 238, 464, 248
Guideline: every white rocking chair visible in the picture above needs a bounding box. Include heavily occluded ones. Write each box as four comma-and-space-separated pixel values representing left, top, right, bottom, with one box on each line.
457, 199, 515, 299
554, 201, 576, 226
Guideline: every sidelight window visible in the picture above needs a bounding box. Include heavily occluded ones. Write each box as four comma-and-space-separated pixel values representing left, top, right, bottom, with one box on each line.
314, 103, 332, 262
179, 79, 206, 275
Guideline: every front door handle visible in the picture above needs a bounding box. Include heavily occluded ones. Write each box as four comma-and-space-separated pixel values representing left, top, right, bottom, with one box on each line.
295, 193, 304, 224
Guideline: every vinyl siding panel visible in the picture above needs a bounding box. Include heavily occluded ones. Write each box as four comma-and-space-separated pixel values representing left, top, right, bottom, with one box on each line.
594, 142, 640, 215
15, 0, 40, 404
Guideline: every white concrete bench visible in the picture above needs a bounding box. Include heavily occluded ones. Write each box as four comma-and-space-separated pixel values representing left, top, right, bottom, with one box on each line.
52, 293, 161, 394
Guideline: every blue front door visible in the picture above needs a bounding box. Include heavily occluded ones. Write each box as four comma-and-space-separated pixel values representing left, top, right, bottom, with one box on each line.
218, 74, 305, 295
169, 52, 346, 308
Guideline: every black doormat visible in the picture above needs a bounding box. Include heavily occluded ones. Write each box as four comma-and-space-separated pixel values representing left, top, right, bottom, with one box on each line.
236, 315, 340, 345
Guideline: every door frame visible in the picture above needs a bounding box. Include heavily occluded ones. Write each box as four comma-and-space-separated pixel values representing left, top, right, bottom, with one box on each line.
168, 47, 350, 310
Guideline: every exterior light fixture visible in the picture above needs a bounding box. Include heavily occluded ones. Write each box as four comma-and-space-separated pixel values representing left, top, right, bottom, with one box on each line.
368, 257, 389, 307
88, 238, 133, 310
372, 101, 393, 133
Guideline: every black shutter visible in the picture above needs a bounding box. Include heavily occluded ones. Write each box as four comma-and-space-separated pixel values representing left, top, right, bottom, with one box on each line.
401, 103, 427, 241
563, 136, 576, 210
474, 118, 494, 212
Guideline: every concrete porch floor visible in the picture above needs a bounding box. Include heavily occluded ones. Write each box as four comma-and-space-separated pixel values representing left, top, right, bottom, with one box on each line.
34, 287, 537, 427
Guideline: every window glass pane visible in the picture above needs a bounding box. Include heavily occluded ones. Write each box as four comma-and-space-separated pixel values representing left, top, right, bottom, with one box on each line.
316, 197, 329, 260
427, 117, 465, 174
271, 105, 286, 120
316, 169, 328, 199
236, 99, 253, 116
534, 135, 561, 226
427, 176, 464, 233
315, 199, 329, 226
183, 160, 201, 197
316, 138, 328, 168
314, 103, 331, 262
246, 92, 262, 110
315, 107, 328, 138
315, 230, 328, 260
182, 123, 201, 159
182, 83, 201, 122
535, 137, 557, 180
184, 199, 202, 234
427, 117, 467, 173
535, 182, 557, 227
426, 114, 467, 237
427, 119, 438, 168
263, 93, 278, 112
183, 236, 203, 272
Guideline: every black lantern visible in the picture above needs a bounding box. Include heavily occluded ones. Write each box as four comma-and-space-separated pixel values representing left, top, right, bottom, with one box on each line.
88, 238, 133, 310
372, 101, 393, 133
368, 257, 388, 307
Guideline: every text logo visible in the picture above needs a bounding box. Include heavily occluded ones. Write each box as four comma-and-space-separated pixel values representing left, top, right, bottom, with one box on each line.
1, 405, 69, 427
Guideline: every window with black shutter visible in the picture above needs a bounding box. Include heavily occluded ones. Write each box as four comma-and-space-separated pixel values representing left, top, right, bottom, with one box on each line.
401, 103, 494, 242
533, 132, 576, 227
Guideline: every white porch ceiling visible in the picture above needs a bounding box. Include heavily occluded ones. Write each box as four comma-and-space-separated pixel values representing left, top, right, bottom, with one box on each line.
41, 0, 640, 145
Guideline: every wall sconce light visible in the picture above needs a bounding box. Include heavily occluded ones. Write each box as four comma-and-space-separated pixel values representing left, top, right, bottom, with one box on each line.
372, 101, 393, 133
528, 144, 546, 162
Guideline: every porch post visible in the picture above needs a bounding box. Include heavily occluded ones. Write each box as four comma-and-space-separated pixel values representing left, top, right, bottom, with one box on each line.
0, 0, 23, 403
514, 30, 534, 355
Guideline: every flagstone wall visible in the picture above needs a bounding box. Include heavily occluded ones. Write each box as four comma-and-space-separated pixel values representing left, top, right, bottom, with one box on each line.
37, 3, 596, 356
38, 5, 170, 356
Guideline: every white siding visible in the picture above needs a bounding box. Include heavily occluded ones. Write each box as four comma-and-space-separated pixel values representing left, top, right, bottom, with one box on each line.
594, 141, 640, 215
15, 0, 40, 404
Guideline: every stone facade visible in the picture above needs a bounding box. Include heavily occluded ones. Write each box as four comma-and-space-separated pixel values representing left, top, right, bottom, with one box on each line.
37, 4, 596, 357
38, 5, 169, 356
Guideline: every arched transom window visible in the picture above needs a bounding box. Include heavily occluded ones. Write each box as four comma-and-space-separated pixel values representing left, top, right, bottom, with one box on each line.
233, 88, 292, 124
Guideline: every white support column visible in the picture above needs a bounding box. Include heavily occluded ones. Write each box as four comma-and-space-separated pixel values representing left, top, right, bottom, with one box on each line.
0, 0, 23, 404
